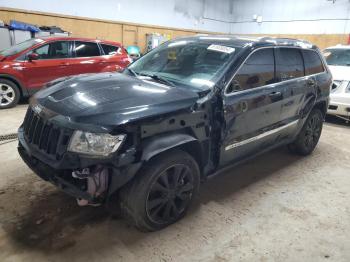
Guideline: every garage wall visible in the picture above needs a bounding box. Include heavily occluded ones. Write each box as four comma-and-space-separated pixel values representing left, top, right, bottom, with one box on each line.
230, 0, 350, 49
0, 8, 194, 53
1, 1, 350, 51
0, 0, 233, 33
230, 0, 350, 34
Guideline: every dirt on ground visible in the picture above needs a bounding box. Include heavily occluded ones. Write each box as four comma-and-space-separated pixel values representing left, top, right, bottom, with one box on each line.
0, 107, 349, 262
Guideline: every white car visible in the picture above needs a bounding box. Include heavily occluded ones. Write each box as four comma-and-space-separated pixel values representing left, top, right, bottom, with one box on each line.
323, 45, 350, 122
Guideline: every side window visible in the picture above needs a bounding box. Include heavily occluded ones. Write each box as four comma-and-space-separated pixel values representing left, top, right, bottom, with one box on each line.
31, 41, 70, 59
275, 48, 304, 81
227, 48, 275, 93
34, 45, 49, 57
74, 41, 100, 57
302, 50, 324, 75
101, 44, 120, 55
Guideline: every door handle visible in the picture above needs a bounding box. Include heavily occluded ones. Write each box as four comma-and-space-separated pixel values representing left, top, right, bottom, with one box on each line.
268, 91, 282, 97
268, 91, 282, 102
59, 62, 70, 66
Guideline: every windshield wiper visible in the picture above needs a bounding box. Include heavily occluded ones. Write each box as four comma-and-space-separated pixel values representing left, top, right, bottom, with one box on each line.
124, 68, 138, 77
139, 73, 175, 87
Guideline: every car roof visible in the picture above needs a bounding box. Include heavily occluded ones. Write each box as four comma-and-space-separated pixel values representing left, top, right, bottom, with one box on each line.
37, 36, 122, 46
172, 34, 316, 50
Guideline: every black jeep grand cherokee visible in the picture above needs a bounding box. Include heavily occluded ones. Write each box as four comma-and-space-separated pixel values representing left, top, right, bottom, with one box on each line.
18, 35, 331, 231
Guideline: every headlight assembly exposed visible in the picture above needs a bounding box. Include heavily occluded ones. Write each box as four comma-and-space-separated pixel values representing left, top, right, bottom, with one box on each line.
68, 131, 125, 157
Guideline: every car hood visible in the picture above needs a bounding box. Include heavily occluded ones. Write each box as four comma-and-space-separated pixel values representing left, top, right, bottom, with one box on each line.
328, 65, 350, 81
34, 72, 200, 126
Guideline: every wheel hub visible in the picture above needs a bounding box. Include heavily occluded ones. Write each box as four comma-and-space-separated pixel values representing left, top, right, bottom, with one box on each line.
0, 84, 15, 106
146, 164, 194, 224
167, 190, 176, 199
304, 114, 321, 148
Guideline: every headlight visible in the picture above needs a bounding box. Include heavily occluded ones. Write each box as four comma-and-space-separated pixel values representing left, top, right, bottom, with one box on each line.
68, 131, 125, 157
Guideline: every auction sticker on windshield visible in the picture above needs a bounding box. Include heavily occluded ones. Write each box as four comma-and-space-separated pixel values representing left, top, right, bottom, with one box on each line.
207, 44, 235, 54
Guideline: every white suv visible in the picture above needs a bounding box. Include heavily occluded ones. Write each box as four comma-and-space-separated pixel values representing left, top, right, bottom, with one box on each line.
323, 45, 350, 122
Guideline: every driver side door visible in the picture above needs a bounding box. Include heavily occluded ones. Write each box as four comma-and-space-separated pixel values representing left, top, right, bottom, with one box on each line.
22, 41, 72, 89
219, 47, 284, 166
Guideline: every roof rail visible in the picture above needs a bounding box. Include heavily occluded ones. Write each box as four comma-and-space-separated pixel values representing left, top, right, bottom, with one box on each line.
259, 36, 313, 48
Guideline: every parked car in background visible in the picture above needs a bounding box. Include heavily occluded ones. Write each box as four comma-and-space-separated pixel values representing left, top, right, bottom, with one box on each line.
0, 37, 131, 108
18, 36, 331, 231
323, 45, 350, 122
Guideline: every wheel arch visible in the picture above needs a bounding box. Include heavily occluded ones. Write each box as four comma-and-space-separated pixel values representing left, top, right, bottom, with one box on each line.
0, 74, 27, 98
313, 100, 327, 118
141, 133, 204, 175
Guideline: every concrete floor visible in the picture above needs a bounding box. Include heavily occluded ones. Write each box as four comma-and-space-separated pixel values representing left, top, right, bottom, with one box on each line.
0, 105, 349, 262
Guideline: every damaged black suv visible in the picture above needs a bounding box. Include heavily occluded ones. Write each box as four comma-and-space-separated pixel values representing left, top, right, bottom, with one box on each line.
18, 35, 331, 231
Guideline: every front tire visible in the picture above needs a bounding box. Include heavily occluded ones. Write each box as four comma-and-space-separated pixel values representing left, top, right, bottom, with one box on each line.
288, 108, 324, 155
119, 150, 200, 231
0, 79, 20, 109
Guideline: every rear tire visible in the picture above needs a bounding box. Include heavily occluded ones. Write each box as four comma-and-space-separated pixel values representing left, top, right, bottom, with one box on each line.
0, 79, 20, 109
288, 108, 323, 155
119, 150, 200, 231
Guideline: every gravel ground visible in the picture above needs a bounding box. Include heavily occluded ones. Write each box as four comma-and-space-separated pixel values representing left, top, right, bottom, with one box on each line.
0, 106, 349, 262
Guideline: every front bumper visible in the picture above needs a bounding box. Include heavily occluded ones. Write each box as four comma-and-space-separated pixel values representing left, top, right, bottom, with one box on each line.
18, 127, 142, 201
18, 143, 94, 201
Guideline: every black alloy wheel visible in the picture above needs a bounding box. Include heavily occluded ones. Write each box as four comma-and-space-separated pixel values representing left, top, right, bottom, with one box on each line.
146, 164, 194, 225
288, 108, 324, 155
119, 150, 200, 231
303, 112, 322, 151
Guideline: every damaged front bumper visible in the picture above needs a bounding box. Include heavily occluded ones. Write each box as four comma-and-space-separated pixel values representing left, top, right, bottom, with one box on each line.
18, 127, 142, 205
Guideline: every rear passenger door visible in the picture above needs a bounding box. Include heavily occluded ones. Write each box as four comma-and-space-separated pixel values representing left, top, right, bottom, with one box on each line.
301, 49, 326, 112
220, 48, 282, 165
275, 48, 306, 126
100, 43, 130, 71
70, 41, 103, 75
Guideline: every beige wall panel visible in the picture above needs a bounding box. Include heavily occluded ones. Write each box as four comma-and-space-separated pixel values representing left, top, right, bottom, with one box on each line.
1, 9, 349, 52
172, 30, 195, 39
240, 33, 348, 50
122, 25, 137, 46
0, 10, 123, 42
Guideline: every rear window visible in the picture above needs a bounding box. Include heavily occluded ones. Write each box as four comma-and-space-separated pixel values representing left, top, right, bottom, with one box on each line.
74, 41, 100, 57
101, 44, 120, 55
302, 50, 324, 75
275, 48, 304, 81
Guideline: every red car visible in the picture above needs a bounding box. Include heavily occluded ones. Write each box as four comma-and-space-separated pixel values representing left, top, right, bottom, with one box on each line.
0, 37, 131, 108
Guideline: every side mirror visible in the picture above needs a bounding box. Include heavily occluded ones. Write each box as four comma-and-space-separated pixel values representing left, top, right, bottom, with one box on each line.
28, 53, 39, 61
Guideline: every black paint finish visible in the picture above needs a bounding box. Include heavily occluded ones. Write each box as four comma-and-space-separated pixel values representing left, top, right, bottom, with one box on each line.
18, 35, 332, 203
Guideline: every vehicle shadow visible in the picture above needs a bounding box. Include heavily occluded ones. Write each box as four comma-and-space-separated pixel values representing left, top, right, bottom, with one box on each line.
0, 187, 110, 252
197, 146, 302, 205
1, 146, 302, 255
19, 96, 29, 105
325, 115, 350, 128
